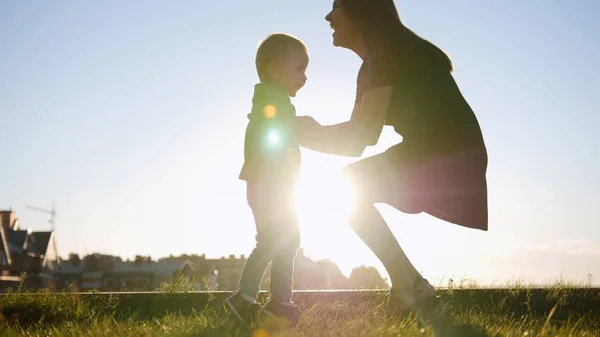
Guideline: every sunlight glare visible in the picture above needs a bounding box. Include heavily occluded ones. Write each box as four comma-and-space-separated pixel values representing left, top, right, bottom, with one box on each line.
294, 166, 361, 271
296, 168, 355, 225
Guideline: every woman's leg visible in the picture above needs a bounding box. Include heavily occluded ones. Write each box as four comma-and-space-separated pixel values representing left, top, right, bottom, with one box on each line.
350, 198, 438, 316
342, 144, 437, 314
349, 196, 420, 289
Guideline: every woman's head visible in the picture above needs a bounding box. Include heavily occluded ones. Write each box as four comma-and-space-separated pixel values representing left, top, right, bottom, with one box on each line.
325, 0, 453, 73
324, 0, 360, 52
325, 0, 401, 53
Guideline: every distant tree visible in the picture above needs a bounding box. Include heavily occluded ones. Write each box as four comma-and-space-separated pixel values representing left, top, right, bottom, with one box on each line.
291, 250, 349, 290
83, 254, 116, 271
83, 254, 99, 271
293, 249, 325, 289
318, 259, 349, 289
68, 253, 81, 266
160, 254, 206, 264
132, 255, 152, 263
348, 266, 389, 289
101, 255, 115, 269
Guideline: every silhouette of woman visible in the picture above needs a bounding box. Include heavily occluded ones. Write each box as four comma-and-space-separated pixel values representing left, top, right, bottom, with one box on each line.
297, 0, 488, 317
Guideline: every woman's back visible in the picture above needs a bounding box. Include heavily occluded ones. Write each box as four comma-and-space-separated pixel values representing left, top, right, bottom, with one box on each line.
386, 66, 486, 158
379, 33, 487, 159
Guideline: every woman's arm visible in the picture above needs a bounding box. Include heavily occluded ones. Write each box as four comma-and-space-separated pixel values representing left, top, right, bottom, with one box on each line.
297, 85, 393, 157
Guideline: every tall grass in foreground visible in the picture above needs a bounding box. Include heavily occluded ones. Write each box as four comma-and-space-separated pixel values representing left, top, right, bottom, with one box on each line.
0, 281, 598, 336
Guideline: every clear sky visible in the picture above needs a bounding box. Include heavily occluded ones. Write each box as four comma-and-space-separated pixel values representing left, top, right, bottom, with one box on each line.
1, 0, 599, 286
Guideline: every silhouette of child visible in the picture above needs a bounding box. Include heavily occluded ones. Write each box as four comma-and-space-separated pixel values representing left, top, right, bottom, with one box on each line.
224, 33, 308, 325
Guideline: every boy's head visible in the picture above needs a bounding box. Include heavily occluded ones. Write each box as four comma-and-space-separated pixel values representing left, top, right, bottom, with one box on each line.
256, 33, 309, 97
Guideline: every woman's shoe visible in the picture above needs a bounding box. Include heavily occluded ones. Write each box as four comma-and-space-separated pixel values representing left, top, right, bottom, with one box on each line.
385, 276, 439, 321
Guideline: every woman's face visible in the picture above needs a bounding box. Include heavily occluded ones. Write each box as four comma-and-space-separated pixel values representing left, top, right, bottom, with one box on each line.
325, 0, 360, 49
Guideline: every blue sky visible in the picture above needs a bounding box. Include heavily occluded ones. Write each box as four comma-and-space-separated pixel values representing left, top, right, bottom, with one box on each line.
1, 0, 599, 285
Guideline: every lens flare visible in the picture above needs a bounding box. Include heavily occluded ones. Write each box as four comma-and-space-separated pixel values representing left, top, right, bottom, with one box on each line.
267, 130, 280, 145
263, 104, 277, 119
252, 328, 270, 337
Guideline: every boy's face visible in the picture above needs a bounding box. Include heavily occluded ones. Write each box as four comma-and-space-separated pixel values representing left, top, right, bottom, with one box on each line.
270, 48, 308, 97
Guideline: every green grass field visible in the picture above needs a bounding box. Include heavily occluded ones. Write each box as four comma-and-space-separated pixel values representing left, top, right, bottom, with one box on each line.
0, 285, 598, 336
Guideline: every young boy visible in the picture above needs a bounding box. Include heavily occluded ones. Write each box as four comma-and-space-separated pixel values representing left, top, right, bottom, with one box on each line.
224, 33, 309, 324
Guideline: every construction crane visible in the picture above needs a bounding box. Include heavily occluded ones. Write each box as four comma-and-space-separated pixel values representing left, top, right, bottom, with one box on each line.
24, 201, 61, 264
25, 201, 57, 231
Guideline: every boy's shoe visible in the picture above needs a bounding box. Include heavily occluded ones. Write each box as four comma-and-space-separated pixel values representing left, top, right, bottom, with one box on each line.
224, 292, 261, 325
385, 276, 439, 322
260, 299, 301, 323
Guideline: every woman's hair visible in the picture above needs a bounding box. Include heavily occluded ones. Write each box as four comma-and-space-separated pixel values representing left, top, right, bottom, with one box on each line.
342, 0, 453, 73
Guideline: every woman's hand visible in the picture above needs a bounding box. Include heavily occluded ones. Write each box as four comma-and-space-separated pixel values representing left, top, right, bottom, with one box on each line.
297, 115, 321, 128
296, 115, 321, 137
296, 115, 323, 151
294, 86, 391, 157
296, 115, 324, 148
296, 115, 364, 157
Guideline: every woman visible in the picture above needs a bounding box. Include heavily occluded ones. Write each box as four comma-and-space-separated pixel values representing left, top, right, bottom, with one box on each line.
297, 0, 488, 317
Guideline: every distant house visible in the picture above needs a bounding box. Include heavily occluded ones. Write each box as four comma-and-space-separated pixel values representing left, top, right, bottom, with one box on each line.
207, 254, 246, 291
0, 209, 59, 290
156, 254, 245, 291
102, 260, 199, 291
53, 255, 209, 291
51, 253, 86, 290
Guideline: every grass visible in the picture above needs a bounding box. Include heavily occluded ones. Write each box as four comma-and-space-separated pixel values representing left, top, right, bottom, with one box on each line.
0, 284, 598, 336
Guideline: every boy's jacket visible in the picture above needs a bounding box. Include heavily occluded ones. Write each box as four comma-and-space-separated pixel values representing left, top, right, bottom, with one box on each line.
239, 83, 301, 182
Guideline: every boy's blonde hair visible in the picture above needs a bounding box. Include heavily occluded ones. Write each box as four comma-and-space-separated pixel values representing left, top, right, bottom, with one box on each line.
255, 33, 308, 82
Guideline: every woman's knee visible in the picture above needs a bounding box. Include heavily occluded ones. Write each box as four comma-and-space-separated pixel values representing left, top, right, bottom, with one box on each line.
349, 196, 377, 228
